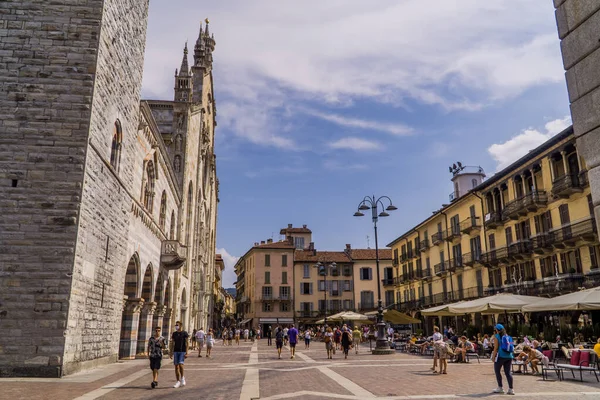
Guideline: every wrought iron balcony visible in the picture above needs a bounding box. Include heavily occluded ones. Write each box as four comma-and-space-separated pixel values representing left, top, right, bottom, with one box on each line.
358, 302, 376, 311
507, 240, 533, 260
484, 212, 504, 229
482, 247, 509, 268
462, 252, 482, 266
400, 253, 408, 263
392, 257, 399, 266
160, 240, 187, 270
445, 226, 461, 242
423, 267, 432, 280
548, 218, 597, 249
503, 198, 522, 220
434, 262, 447, 276
296, 310, 320, 318
530, 234, 554, 255
552, 173, 585, 198
522, 190, 548, 213
460, 216, 481, 234
419, 239, 429, 252
382, 277, 394, 286
448, 256, 464, 271
431, 231, 444, 246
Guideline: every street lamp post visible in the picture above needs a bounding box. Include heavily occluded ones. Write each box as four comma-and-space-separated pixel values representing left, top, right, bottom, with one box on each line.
354, 195, 397, 355
315, 261, 336, 327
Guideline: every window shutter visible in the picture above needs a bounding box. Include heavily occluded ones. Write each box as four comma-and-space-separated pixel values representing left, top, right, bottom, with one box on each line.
310, 302, 314, 312
368, 268, 372, 280
560, 253, 567, 274
575, 249, 582, 272
309, 282, 313, 295
534, 215, 541, 235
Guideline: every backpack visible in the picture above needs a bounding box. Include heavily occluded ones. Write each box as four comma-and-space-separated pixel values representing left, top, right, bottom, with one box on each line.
325, 335, 331, 343
500, 334, 514, 353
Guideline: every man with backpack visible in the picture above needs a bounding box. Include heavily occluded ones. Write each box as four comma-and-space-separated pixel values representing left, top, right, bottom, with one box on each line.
275, 326, 284, 359
490, 324, 515, 395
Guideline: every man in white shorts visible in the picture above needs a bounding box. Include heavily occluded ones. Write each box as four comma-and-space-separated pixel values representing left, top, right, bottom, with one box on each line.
195, 327, 205, 357
244, 328, 249, 342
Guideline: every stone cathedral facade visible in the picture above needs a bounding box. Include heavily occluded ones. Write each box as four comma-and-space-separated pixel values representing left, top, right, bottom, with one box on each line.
0, 1, 219, 377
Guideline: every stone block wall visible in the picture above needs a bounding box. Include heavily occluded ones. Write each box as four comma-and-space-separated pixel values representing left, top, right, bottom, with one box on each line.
554, 0, 600, 228
0, 0, 105, 377
63, 0, 150, 375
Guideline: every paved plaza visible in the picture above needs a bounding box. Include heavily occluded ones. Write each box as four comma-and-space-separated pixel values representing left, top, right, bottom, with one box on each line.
3, 340, 600, 400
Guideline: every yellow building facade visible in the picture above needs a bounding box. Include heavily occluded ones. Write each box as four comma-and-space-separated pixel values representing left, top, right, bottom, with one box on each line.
388, 126, 599, 327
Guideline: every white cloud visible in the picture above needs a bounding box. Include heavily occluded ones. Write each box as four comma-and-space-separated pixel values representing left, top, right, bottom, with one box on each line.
216, 248, 239, 288
306, 110, 412, 136
488, 116, 571, 171
142, 1, 564, 148
328, 137, 382, 151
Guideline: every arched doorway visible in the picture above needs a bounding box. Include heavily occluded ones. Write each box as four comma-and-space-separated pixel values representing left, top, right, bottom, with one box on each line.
136, 264, 156, 357
119, 255, 141, 360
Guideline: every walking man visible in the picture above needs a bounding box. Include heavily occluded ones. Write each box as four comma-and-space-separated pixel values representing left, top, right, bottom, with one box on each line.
352, 326, 361, 354
283, 326, 289, 346
195, 327, 205, 357
148, 326, 165, 389
288, 324, 298, 359
275, 326, 284, 359
169, 320, 188, 388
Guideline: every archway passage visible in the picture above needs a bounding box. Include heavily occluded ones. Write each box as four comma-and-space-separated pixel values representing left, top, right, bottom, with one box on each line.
119, 255, 141, 360
137, 264, 156, 357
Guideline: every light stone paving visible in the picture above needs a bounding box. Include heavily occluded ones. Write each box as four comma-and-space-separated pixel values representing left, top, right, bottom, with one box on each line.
4, 340, 600, 400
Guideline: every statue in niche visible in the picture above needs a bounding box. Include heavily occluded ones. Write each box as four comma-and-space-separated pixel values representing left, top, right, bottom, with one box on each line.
177, 113, 184, 129
174, 155, 181, 172
175, 135, 182, 152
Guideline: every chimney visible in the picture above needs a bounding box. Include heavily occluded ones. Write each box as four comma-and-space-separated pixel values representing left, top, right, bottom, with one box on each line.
345, 244, 351, 250
260, 240, 265, 245
309, 242, 314, 250
288, 223, 292, 229
267, 238, 273, 244
302, 224, 307, 228
254, 242, 259, 246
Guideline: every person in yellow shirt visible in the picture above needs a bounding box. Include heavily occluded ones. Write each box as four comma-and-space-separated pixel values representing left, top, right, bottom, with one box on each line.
594, 338, 600, 359
352, 326, 362, 354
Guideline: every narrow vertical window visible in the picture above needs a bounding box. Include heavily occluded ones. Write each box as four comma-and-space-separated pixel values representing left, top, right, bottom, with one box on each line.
110, 120, 122, 172
159, 191, 167, 230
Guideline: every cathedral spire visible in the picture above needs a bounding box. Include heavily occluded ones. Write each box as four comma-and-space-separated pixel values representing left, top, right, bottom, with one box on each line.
178, 42, 189, 77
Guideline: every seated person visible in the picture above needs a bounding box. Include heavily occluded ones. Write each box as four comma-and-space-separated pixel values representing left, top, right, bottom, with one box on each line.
456, 336, 474, 362
516, 345, 548, 375
594, 338, 600, 359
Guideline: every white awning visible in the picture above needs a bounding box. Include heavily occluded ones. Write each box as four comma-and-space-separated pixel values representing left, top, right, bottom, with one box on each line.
259, 318, 294, 324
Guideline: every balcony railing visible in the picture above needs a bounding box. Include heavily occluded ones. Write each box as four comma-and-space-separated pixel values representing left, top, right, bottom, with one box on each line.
392, 257, 399, 266
504, 191, 548, 220
419, 239, 429, 252
547, 218, 597, 248
507, 240, 532, 259
484, 212, 504, 229
445, 226, 461, 242
394, 275, 408, 286
296, 310, 320, 318
531, 233, 554, 254
434, 262, 448, 276
462, 252, 482, 266
423, 267, 432, 280
482, 247, 509, 267
382, 278, 394, 286
460, 216, 481, 234
358, 302, 376, 311
410, 249, 420, 259
160, 240, 187, 270
400, 254, 408, 263
448, 256, 464, 271
431, 232, 444, 245
552, 173, 585, 198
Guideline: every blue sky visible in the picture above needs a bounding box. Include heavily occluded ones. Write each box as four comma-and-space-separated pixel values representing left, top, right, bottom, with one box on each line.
141, 1, 571, 288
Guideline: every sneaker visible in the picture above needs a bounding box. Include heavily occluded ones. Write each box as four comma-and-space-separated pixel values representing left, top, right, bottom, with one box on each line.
155, 381, 158, 387
151, 381, 156, 389
173, 381, 181, 388
181, 377, 186, 386
507, 389, 515, 395
492, 387, 504, 394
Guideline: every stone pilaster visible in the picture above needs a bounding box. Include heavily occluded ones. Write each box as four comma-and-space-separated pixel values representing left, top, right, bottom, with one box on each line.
554, 1, 600, 228
153, 304, 168, 338
119, 298, 144, 360
162, 308, 173, 341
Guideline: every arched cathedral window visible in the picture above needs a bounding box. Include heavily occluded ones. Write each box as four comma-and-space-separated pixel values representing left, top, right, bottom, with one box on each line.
110, 120, 122, 172
143, 161, 156, 212
159, 191, 167, 230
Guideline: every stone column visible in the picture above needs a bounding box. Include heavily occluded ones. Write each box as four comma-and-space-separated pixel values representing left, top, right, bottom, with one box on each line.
162, 308, 173, 340
530, 168, 537, 192
153, 304, 167, 337
554, 1, 600, 229
119, 298, 144, 360
136, 301, 157, 358
561, 150, 569, 175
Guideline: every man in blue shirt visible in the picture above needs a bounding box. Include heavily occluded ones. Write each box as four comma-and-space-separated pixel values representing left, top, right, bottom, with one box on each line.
288, 324, 299, 359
